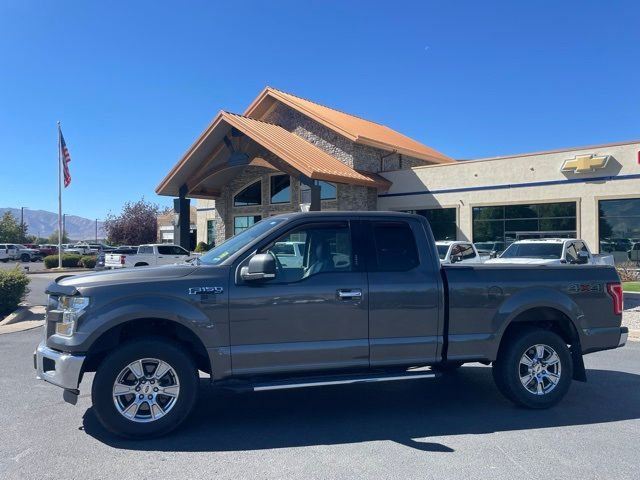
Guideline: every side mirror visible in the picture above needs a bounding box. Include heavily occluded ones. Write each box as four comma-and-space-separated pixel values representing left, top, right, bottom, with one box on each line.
575, 251, 589, 265
489, 251, 498, 259
241, 253, 276, 281
450, 254, 463, 264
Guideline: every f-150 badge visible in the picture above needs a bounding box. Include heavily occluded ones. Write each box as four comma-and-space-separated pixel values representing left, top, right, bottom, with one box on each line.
188, 287, 224, 295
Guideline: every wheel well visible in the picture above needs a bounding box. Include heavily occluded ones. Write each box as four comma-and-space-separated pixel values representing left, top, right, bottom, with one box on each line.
83, 318, 211, 374
501, 307, 579, 347
134, 262, 148, 267
498, 306, 585, 381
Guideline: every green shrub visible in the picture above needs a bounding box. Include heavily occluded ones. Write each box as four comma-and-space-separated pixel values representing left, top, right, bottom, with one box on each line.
43, 254, 82, 269
0, 268, 30, 315
195, 241, 210, 253
79, 255, 97, 268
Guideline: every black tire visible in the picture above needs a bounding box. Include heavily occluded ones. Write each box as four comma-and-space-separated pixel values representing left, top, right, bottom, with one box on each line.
432, 361, 465, 373
134, 263, 148, 267
492, 327, 572, 409
20, 253, 30, 262
91, 338, 199, 438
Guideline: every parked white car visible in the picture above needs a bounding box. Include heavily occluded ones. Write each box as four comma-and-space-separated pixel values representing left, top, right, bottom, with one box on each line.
436, 241, 482, 264
485, 238, 614, 265
629, 242, 640, 262
270, 241, 305, 268
64, 243, 98, 255
0, 243, 42, 262
105, 244, 191, 268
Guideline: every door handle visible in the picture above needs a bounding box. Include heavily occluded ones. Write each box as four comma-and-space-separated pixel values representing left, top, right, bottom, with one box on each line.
337, 289, 362, 300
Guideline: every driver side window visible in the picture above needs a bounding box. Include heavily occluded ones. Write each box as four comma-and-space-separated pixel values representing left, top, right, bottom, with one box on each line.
264, 221, 352, 283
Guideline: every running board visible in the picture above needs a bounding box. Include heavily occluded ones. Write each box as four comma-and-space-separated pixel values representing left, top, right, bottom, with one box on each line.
251, 370, 439, 392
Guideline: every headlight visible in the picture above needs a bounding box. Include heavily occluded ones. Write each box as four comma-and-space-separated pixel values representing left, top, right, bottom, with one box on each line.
55, 296, 90, 337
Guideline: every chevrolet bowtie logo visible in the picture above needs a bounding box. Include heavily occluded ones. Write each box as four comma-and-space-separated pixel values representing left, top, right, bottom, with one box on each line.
561, 154, 610, 173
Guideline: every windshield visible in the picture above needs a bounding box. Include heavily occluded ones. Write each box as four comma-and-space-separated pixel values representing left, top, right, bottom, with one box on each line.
474, 242, 495, 251
436, 244, 449, 260
198, 218, 286, 265
500, 243, 563, 259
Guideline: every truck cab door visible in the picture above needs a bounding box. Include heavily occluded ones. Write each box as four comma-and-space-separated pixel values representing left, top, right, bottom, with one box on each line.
228, 220, 369, 375
363, 219, 442, 366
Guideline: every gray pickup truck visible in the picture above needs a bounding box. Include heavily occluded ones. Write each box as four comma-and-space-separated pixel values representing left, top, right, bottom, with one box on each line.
35, 212, 628, 438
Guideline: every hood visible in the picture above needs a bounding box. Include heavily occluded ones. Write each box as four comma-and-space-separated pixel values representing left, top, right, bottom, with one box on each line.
54, 264, 199, 290
484, 258, 561, 265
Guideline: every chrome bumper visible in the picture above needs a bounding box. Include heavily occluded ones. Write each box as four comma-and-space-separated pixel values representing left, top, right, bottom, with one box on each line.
619, 327, 629, 347
34, 341, 85, 391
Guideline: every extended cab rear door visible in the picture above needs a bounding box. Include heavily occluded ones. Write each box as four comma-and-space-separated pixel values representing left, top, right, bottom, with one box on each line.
362, 218, 442, 366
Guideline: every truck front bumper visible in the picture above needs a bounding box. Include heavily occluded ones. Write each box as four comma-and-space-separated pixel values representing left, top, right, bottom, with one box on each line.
34, 340, 85, 403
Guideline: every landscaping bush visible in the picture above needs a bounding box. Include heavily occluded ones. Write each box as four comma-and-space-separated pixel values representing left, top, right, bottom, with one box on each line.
43, 254, 82, 269
79, 255, 97, 268
194, 241, 211, 253
616, 262, 640, 282
0, 268, 30, 315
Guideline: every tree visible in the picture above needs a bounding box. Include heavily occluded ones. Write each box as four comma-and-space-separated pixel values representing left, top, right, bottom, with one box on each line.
104, 198, 159, 246
0, 212, 22, 242
47, 230, 70, 244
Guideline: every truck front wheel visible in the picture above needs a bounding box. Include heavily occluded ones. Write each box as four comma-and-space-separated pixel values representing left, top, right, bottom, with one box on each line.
492, 328, 572, 408
91, 338, 199, 438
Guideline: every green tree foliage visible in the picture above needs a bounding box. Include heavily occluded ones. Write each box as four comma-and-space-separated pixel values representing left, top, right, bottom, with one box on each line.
0, 212, 22, 242
194, 241, 210, 253
104, 198, 159, 246
47, 230, 70, 244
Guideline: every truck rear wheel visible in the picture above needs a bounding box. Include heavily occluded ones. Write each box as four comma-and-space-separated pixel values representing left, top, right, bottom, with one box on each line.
91, 338, 199, 438
492, 328, 572, 409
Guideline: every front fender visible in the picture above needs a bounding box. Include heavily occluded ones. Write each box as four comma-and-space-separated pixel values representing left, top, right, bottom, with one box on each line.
46, 294, 213, 354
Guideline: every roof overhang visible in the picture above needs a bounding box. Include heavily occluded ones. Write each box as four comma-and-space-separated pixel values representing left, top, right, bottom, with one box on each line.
156, 111, 391, 198
244, 87, 454, 164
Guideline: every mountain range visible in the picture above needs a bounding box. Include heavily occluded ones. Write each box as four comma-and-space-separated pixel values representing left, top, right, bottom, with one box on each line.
0, 208, 106, 241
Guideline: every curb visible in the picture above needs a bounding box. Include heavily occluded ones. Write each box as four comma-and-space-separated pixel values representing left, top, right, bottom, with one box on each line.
624, 291, 640, 297
0, 306, 30, 326
0, 306, 46, 327
27, 268, 94, 275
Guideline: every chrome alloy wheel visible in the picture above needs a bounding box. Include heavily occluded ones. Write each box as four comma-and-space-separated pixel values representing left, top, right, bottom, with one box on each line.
112, 358, 180, 423
518, 344, 562, 395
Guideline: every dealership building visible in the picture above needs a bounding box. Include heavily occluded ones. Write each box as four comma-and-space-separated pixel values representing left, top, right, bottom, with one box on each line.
157, 87, 640, 263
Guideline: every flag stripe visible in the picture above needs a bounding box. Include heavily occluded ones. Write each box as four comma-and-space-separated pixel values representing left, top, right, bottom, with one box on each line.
59, 129, 72, 188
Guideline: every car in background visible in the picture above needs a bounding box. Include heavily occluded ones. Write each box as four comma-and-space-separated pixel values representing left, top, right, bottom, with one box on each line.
270, 241, 305, 268
485, 238, 614, 265
96, 246, 137, 269
105, 244, 190, 268
629, 242, 640, 262
64, 243, 98, 255
2, 244, 43, 262
435, 240, 482, 264
474, 241, 505, 259
38, 244, 59, 257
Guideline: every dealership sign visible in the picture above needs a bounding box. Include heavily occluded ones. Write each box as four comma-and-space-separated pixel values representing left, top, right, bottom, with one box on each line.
561, 154, 610, 173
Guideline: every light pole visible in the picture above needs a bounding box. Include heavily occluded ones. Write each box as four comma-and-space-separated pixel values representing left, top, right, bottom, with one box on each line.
20, 206, 26, 242
62, 213, 67, 243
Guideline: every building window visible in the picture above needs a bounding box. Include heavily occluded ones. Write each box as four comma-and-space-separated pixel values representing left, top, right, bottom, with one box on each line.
234, 180, 262, 207
234, 215, 261, 235
404, 208, 457, 241
300, 181, 337, 203
598, 198, 640, 263
472, 202, 576, 245
206, 220, 215, 245
270, 175, 291, 204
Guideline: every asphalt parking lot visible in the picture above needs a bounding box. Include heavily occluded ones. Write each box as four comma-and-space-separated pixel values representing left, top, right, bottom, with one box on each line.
1, 326, 639, 480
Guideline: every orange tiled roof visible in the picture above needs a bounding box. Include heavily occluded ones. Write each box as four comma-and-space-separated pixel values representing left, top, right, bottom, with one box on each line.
223, 112, 390, 188
245, 87, 453, 164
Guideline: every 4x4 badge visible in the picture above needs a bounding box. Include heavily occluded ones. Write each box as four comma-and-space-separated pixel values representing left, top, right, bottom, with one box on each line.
188, 287, 224, 295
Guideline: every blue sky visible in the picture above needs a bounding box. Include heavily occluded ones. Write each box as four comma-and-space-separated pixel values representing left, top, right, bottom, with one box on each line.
1, 0, 638, 220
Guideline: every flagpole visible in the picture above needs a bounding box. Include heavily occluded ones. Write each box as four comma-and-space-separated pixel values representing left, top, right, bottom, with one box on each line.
57, 121, 62, 269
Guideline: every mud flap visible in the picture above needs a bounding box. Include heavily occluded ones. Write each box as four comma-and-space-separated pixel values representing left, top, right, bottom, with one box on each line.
571, 345, 587, 382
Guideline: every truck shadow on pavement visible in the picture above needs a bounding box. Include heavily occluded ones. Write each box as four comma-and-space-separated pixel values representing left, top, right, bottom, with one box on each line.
82, 366, 640, 453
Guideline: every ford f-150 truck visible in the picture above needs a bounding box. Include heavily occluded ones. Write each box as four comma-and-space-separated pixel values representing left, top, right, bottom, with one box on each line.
35, 212, 627, 438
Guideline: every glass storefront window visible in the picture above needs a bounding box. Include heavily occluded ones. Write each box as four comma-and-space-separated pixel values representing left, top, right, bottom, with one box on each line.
473, 201, 577, 245
234, 181, 262, 207
270, 175, 291, 204
206, 220, 215, 246
234, 215, 262, 235
598, 198, 640, 264
404, 208, 457, 240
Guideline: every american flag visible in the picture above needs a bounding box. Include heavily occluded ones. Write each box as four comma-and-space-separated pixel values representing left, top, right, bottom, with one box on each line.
58, 127, 72, 188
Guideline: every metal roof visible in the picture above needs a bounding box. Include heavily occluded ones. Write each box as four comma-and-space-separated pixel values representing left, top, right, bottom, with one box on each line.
245, 87, 454, 164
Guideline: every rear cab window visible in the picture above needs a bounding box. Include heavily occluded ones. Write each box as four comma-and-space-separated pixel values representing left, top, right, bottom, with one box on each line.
368, 221, 420, 272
